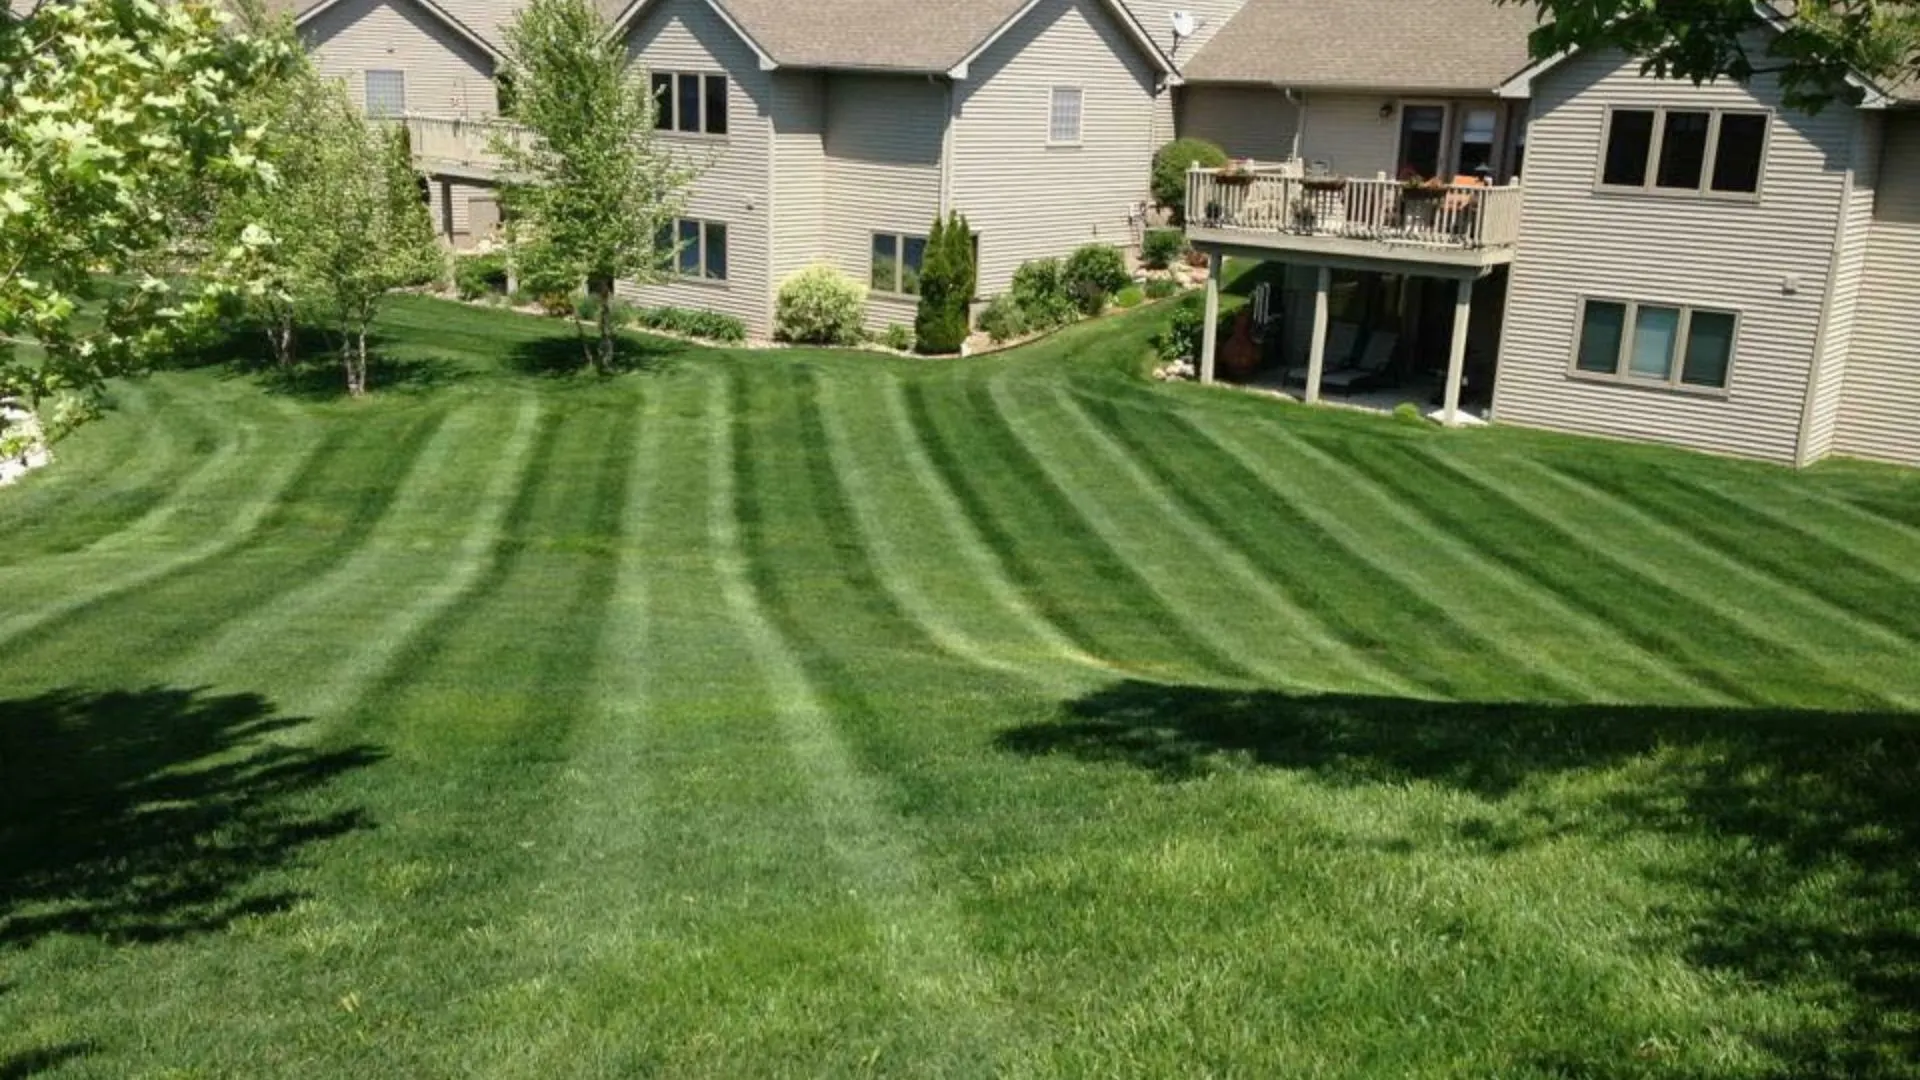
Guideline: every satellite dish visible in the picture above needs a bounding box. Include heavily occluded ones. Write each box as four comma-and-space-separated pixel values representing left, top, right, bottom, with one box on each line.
1170, 10, 1197, 39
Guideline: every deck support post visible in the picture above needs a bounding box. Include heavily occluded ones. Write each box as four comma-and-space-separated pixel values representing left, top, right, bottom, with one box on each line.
1305, 265, 1331, 404
1443, 276, 1473, 426
1200, 250, 1222, 384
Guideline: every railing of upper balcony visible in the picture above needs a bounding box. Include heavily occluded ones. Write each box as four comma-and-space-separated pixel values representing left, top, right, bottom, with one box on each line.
398, 114, 524, 174
1186, 163, 1524, 251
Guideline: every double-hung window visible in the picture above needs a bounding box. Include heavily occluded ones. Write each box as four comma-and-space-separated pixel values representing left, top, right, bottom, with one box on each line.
651, 72, 729, 135
1599, 107, 1769, 196
871, 232, 928, 295
656, 218, 729, 280
365, 70, 406, 117
1048, 87, 1083, 146
1572, 298, 1737, 390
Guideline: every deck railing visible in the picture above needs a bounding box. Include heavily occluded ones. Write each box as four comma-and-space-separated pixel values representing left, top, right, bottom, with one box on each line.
398, 114, 525, 174
1187, 165, 1523, 251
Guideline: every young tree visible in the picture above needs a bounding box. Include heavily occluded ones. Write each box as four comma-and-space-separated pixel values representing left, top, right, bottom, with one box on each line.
491, 0, 693, 374
915, 212, 975, 355
1505, 0, 1920, 112
0, 0, 288, 420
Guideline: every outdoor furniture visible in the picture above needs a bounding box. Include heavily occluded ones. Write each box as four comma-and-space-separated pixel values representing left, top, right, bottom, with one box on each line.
1283, 321, 1360, 383
1319, 331, 1398, 393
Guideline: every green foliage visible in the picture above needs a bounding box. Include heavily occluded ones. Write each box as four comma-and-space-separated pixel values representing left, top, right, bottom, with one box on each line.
455, 253, 511, 300
1394, 402, 1427, 425
1010, 258, 1078, 332
0, 0, 290, 413
1152, 293, 1231, 365
493, 0, 694, 372
1113, 285, 1146, 310
977, 295, 1030, 344
1141, 229, 1187, 270
914, 212, 975, 355
1152, 138, 1228, 215
1064, 244, 1130, 317
775, 264, 867, 346
880, 324, 916, 352
1144, 278, 1180, 301
628, 305, 746, 343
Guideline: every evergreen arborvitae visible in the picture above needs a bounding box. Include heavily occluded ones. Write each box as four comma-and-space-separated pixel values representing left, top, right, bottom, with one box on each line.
915, 211, 974, 354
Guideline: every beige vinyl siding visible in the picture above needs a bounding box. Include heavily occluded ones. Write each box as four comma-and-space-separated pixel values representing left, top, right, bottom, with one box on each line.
823, 74, 946, 331
950, 0, 1159, 296
303, 0, 496, 118
1801, 112, 1879, 462
1179, 86, 1299, 161
426, 177, 496, 244
769, 72, 827, 296
1124, 0, 1245, 64
1492, 46, 1852, 464
1835, 113, 1920, 467
622, 0, 774, 337
1150, 86, 1177, 149
1296, 93, 1399, 176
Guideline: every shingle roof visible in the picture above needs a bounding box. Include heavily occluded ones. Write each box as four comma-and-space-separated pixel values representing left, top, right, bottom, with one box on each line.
702, 0, 1034, 73
1182, 0, 1542, 93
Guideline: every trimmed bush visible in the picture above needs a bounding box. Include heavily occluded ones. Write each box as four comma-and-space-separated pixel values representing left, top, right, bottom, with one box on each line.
629, 306, 747, 344
915, 211, 975, 355
1113, 284, 1145, 309
1152, 293, 1233, 365
1064, 244, 1129, 316
1010, 258, 1076, 331
1152, 137, 1228, 217
1144, 278, 1180, 300
880, 324, 915, 352
575, 292, 636, 327
776, 264, 867, 346
1141, 228, 1187, 270
977, 294, 1029, 344
454, 252, 509, 299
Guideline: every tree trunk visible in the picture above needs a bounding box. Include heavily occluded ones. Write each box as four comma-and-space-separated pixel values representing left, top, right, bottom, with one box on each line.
596, 279, 615, 375
270, 315, 296, 369
344, 328, 368, 397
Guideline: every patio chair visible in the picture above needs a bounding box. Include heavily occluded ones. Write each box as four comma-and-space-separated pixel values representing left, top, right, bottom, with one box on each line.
1284, 321, 1359, 383
1319, 331, 1398, 393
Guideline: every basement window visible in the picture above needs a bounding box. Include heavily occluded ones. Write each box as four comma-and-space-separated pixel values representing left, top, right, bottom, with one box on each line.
1571, 297, 1738, 391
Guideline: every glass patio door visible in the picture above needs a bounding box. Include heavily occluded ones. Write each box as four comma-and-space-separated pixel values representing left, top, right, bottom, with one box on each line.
1398, 105, 1447, 180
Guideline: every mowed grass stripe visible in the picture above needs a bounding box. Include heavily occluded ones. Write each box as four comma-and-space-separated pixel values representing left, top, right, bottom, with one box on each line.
1202, 415, 1710, 705
815, 373, 1094, 688
1064, 389, 1572, 702
719, 366, 1010, 1073
1407, 445, 1893, 710
1703, 479, 1920, 587
904, 376, 1245, 681
0, 406, 443, 676
1545, 460, 1920, 642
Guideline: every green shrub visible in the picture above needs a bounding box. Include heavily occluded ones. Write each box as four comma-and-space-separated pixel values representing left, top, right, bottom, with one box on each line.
1144, 278, 1180, 300
977, 294, 1029, 344
1064, 244, 1129, 316
1152, 294, 1232, 365
1152, 137, 1228, 216
1010, 258, 1076, 330
628, 306, 747, 343
881, 324, 915, 351
1394, 402, 1427, 425
576, 292, 636, 327
775, 264, 868, 346
1114, 284, 1145, 309
915, 211, 975, 355
453, 252, 509, 299
1141, 228, 1187, 270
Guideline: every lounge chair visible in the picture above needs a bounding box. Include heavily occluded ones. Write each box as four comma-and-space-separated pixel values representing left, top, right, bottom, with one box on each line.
1319, 331, 1398, 392
1284, 321, 1359, 383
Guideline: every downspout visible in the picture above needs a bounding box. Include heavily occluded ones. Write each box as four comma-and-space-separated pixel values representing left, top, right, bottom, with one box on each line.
1284, 86, 1305, 162
937, 74, 956, 217
1795, 116, 1862, 468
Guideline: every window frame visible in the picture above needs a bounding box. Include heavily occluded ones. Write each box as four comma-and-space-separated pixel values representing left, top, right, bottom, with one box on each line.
1047, 86, 1084, 147
657, 216, 730, 282
870, 230, 929, 296
650, 69, 730, 137
1566, 296, 1741, 395
1395, 99, 1451, 180
1593, 105, 1772, 201
365, 69, 407, 117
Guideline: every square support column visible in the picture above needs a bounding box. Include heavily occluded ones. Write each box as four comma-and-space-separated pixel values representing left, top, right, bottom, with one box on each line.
1199, 250, 1222, 384
1304, 266, 1332, 404
1442, 276, 1474, 426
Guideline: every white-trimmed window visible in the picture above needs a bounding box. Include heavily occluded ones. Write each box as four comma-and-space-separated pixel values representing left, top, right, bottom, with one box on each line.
871, 232, 928, 295
1571, 297, 1738, 391
365, 70, 406, 117
1599, 107, 1769, 196
651, 72, 729, 135
657, 218, 728, 280
1048, 87, 1083, 145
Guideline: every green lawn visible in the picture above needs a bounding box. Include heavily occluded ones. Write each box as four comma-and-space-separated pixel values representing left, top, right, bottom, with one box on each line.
4, 293, 1920, 1078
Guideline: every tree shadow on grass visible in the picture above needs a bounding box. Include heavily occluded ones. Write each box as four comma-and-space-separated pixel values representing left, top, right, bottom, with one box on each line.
999, 680, 1920, 1078
0, 1041, 96, 1079
505, 330, 687, 378
165, 324, 472, 400
0, 687, 380, 948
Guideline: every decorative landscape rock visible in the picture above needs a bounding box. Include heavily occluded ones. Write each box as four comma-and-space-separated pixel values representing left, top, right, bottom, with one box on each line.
0, 400, 51, 486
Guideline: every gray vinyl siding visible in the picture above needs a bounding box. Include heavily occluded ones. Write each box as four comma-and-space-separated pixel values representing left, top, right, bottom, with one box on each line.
1492, 46, 1853, 464
769, 72, 827, 297
823, 74, 946, 331
1179, 86, 1299, 161
1835, 113, 1920, 467
1802, 112, 1879, 462
950, 0, 1159, 296
622, 0, 774, 337
302, 0, 496, 118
